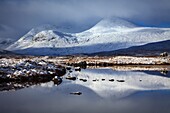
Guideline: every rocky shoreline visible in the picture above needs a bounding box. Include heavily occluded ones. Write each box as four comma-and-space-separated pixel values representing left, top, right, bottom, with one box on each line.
62, 56, 170, 66
0, 58, 66, 83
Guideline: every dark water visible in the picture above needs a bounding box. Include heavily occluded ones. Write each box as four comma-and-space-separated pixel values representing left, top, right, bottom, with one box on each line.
0, 68, 170, 113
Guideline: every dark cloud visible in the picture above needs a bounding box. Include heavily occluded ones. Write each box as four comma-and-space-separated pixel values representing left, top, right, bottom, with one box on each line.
0, 0, 170, 41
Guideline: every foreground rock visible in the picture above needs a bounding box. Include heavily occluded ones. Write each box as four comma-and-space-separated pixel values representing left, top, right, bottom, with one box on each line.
0, 58, 66, 83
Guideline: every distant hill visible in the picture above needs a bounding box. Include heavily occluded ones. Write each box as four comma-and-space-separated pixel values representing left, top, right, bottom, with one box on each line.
0, 49, 16, 55
89, 40, 170, 56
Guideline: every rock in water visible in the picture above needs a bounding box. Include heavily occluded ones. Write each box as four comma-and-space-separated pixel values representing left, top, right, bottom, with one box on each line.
52, 76, 62, 85
66, 76, 76, 81
70, 92, 82, 95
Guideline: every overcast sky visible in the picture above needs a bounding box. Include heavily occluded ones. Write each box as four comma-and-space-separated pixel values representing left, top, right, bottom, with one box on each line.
1, 0, 170, 41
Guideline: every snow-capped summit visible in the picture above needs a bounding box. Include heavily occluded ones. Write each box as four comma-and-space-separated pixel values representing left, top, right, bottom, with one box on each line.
92, 17, 136, 29
84, 17, 136, 33
6, 17, 170, 56
20, 24, 57, 41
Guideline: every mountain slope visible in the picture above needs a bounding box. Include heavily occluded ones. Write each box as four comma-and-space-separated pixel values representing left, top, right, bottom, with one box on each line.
88, 40, 170, 56
7, 17, 170, 56
0, 49, 16, 55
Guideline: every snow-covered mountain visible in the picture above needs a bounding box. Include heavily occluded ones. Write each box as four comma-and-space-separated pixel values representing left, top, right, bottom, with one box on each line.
7, 17, 170, 56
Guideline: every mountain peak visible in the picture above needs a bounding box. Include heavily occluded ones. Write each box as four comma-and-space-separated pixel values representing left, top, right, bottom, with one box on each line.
87, 17, 136, 32
20, 24, 57, 41
98, 17, 136, 28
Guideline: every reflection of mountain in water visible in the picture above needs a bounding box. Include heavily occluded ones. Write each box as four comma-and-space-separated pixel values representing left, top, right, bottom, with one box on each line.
1, 68, 170, 100
63, 68, 170, 99
143, 70, 169, 78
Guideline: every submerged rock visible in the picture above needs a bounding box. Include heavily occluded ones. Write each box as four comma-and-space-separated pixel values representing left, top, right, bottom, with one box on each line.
117, 80, 125, 82
75, 67, 81, 71
69, 70, 73, 73
79, 78, 87, 82
109, 79, 114, 82
66, 66, 72, 70
52, 76, 62, 85
70, 92, 82, 95
66, 76, 76, 81
92, 79, 99, 82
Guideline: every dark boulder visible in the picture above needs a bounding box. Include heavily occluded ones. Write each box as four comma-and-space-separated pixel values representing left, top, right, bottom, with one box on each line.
66, 76, 76, 81
160, 52, 168, 57
70, 92, 82, 95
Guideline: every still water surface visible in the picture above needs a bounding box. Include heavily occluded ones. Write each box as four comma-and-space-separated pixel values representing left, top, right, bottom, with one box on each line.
0, 68, 170, 113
